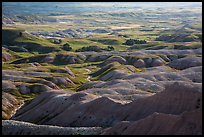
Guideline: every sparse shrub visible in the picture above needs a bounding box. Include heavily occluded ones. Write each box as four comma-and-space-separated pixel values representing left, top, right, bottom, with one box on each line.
124, 39, 147, 45
124, 39, 135, 45
107, 46, 115, 51
62, 43, 72, 51
76, 45, 102, 52
19, 32, 23, 37
196, 34, 202, 41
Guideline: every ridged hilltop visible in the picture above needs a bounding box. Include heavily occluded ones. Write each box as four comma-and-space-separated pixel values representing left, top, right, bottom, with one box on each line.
3, 81, 202, 135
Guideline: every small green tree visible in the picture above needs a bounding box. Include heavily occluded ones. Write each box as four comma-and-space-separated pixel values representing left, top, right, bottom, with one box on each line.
124, 39, 147, 45
107, 46, 115, 51
62, 43, 72, 51
75, 45, 102, 52
124, 39, 135, 45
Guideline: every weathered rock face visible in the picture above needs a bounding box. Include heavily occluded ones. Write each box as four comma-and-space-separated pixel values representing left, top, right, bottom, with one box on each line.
2, 48, 202, 135
18, 84, 31, 94
180, 66, 202, 83
29, 84, 52, 93
35, 79, 60, 90
2, 70, 51, 82
2, 93, 23, 120
18, 83, 52, 94
100, 70, 129, 81
11, 55, 55, 64
119, 82, 202, 122
53, 54, 85, 65
51, 67, 75, 77
168, 57, 202, 70
2, 52, 13, 62
12, 82, 202, 133
151, 58, 164, 67
159, 54, 170, 62
133, 59, 145, 68
2, 120, 103, 135
46, 77, 74, 87
86, 54, 110, 62
2, 80, 17, 92
167, 54, 178, 61
101, 109, 202, 135
102, 56, 127, 65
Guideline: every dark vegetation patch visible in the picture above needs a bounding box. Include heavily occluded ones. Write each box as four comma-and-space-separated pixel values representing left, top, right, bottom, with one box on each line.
62, 43, 72, 51
123, 39, 147, 46
75, 45, 114, 52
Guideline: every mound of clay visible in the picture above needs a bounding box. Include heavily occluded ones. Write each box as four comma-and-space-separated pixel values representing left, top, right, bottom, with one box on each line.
34, 79, 60, 89
2, 120, 102, 135
102, 109, 202, 135
11, 55, 55, 64
50, 67, 75, 77
2, 70, 51, 83
100, 70, 129, 81
12, 82, 201, 130
133, 59, 145, 68
102, 56, 126, 66
45, 77, 74, 87
151, 58, 165, 67
2, 93, 22, 120
18, 83, 52, 94
168, 57, 202, 70
180, 66, 202, 83
2, 80, 17, 92
53, 53, 86, 65
86, 54, 110, 62
2, 52, 13, 62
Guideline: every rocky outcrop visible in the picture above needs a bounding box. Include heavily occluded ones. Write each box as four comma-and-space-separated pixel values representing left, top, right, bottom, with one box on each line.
18, 83, 51, 94
86, 54, 110, 62
11, 55, 55, 64
2, 93, 23, 120
45, 77, 75, 87
2, 120, 103, 135
2, 52, 13, 62
53, 53, 86, 65
151, 58, 165, 67
102, 56, 127, 65
133, 59, 145, 68
102, 109, 202, 135
12, 82, 202, 131
2, 80, 17, 92
100, 70, 129, 81
168, 57, 202, 70
50, 67, 75, 77
2, 70, 51, 82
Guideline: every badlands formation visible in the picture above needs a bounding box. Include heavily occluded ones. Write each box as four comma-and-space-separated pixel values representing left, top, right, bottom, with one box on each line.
2, 2, 202, 135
